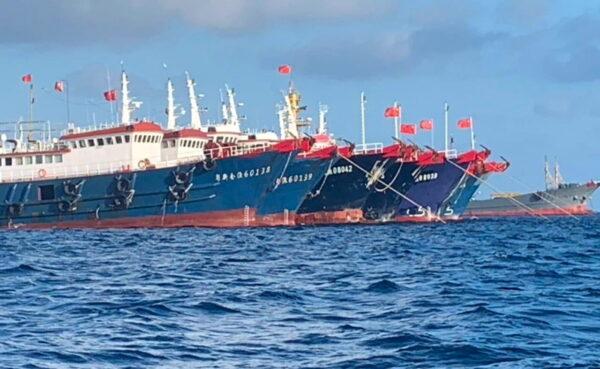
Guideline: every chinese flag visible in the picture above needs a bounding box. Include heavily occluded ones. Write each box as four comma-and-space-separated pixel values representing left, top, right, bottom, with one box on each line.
419, 119, 433, 131
103, 89, 117, 101
400, 123, 417, 135
384, 106, 401, 118
457, 118, 472, 129
22, 74, 32, 84
54, 81, 64, 93
278, 65, 292, 74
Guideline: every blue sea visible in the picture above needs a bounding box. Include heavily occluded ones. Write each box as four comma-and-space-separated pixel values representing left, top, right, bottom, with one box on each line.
1, 217, 599, 368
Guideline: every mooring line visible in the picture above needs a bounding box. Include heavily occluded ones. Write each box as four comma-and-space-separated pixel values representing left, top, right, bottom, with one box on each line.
445, 159, 550, 221
337, 152, 446, 224
501, 172, 579, 220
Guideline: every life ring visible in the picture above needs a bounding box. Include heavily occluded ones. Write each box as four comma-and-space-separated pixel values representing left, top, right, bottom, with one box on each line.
138, 160, 147, 170
64, 182, 78, 196
38, 169, 47, 178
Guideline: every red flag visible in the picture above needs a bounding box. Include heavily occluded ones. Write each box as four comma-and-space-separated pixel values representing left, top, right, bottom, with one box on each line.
457, 118, 472, 129
21, 74, 32, 84
384, 106, 401, 118
103, 89, 117, 102
400, 123, 417, 135
419, 119, 433, 131
54, 81, 64, 93
278, 65, 292, 75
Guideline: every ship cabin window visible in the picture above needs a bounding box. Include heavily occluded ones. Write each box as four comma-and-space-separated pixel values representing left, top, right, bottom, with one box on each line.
25, 156, 33, 165
134, 135, 139, 143
124, 135, 130, 143
15, 157, 23, 165
87, 139, 95, 147
5, 157, 12, 166
106, 137, 114, 145
54, 154, 63, 163
97, 138, 104, 146
45, 155, 53, 164
216, 137, 223, 143
35, 155, 43, 164
170, 140, 175, 147
71, 141, 78, 149
115, 136, 123, 144
38, 185, 55, 201
79, 140, 86, 148
162, 140, 168, 148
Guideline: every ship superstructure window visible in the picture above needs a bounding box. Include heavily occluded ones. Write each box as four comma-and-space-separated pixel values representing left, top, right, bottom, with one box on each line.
71, 141, 77, 149
124, 135, 130, 143
15, 157, 23, 165
54, 154, 63, 163
106, 137, 113, 145
162, 141, 168, 148
35, 155, 43, 164
38, 185, 55, 201
5, 158, 12, 166
45, 155, 53, 164
97, 138, 104, 146
25, 156, 32, 165
115, 136, 123, 144
87, 139, 95, 147
79, 140, 86, 148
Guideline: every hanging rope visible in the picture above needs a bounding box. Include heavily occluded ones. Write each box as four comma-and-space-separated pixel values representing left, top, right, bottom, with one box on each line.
445, 159, 550, 220
271, 150, 294, 192
307, 156, 335, 198
337, 151, 446, 223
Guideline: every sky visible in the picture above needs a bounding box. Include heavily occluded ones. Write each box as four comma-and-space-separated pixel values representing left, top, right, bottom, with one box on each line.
1, 0, 599, 201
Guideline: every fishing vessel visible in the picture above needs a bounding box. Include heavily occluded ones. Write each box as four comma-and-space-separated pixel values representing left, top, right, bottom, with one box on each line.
464, 159, 598, 217
254, 86, 338, 226
0, 71, 297, 229
441, 152, 510, 219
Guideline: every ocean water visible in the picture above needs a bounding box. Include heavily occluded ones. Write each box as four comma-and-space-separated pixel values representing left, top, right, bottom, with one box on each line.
1, 217, 599, 368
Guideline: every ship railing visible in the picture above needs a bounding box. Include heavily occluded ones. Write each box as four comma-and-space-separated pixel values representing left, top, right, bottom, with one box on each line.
440, 149, 458, 159
354, 143, 383, 154
0, 143, 275, 183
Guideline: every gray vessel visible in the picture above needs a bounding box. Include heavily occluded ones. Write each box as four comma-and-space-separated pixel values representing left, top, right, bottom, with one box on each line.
465, 160, 598, 217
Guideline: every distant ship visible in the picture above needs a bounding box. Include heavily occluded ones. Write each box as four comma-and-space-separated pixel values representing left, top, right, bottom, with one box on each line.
464, 159, 599, 217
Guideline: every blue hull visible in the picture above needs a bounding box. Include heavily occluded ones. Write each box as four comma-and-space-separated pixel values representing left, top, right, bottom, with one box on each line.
256, 154, 335, 224
395, 160, 470, 220
441, 174, 486, 218
297, 152, 404, 223
361, 160, 420, 221
0, 151, 293, 228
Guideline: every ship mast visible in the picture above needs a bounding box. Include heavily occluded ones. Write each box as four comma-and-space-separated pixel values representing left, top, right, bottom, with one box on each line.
121, 70, 132, 124
318, 103, 328, 134
554, 160, 564, 187
225, 85, 240, 127
166, 78, 177, 130
544, 156, 556, 190
185, 72, 202, 129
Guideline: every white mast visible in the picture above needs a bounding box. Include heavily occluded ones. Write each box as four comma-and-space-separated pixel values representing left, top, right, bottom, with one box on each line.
393, 101, 399, 140
444, 102, 449, 153
166, 78, 177, 130
186, 72, 202, 129
469, 116, 475, 150
121, 70, 132, 124
554, 160, 564, 187
277, 106, 287, 139
219, 89, 229, 123
544, 156, 555, 190
318, 103, 328, 134
284, 93, 299, 138
225, 85, 239, 127
360, 92, 367, 147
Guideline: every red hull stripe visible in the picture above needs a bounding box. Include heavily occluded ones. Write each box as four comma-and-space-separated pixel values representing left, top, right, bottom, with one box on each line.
464, 205, 594, 218
295, 209, 364, 225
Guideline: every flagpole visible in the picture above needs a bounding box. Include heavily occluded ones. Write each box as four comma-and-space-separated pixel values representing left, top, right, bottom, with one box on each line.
66, 80, 71, 124
444, 102, 449, 153
393, 101, 399, 140
106, 66, 114, 122
431, 120, 434, 148
29, 84, 34, 123
470, 116, 475, 150
360, 92, 366, 147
